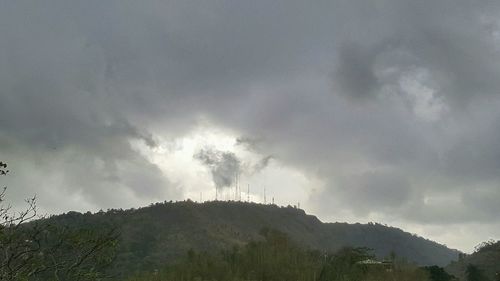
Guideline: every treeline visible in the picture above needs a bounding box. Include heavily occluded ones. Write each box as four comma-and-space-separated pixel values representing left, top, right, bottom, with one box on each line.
37, 197, 460, 272
446, 240, 500, 281
126, 228, 321, 281
0, 161, 118, 281
126, 228, 446, 281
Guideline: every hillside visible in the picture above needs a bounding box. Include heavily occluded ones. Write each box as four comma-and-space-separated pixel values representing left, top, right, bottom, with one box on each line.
44, 201, 460, 276
446, 241, 500, 280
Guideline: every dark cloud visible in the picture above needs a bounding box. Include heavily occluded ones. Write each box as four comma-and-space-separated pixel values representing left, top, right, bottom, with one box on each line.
194, 148, 241, 191
311, 169, 414, 218
1, 0, 500, 249
235, 136, 264, 151
252, 156, 273, 174
334, 43, 380, 100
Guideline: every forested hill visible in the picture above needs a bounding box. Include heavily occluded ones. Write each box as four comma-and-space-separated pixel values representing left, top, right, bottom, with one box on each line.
45, 200, 460, 275
446, 241, 500, 280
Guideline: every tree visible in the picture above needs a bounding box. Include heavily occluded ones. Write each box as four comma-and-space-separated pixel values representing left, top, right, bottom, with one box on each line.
0, 161, 8, 176
466, 264, 490, 281
474, 240, 497, 253
423, 265, 456, 281
0, 161, 118, 280
317, 247, 374, 281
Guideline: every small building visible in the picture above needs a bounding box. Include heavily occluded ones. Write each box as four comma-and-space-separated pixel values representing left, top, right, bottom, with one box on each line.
357, 259, 393, 272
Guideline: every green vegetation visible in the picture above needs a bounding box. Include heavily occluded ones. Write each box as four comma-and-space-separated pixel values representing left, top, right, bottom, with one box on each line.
0, 161, 118, 281
465, 264, 490, 281
126, 228, 431, 281
423, 266, 457, 281
446, 240, 500, 281
39, 199, 458, 278
31, 200, 461, 279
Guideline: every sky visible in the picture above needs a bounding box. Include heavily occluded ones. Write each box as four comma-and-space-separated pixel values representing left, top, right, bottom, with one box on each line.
1, 0, 500, 253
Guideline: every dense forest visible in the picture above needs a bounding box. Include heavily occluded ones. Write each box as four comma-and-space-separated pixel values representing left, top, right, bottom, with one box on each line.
126, 228, 438, 281
447, 240, 500, 281
41, 199, 460, 278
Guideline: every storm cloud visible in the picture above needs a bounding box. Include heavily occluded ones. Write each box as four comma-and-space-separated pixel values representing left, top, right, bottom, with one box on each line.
194, 148, 241, 191
1, 0, 500, 251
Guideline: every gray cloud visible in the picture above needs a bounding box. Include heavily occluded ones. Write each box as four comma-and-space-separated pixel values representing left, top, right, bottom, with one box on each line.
194, 148, 241, 191
1, 0, 500, 250
339, 171, 412, 215
252, 155, 273, 174
334, 43, 380, 100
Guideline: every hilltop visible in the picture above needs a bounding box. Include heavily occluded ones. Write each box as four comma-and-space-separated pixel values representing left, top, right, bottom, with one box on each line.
44, 200, 460, 276
446, 240, 500, 280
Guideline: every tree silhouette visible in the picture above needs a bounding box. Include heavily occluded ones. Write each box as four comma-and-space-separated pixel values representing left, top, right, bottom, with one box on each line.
466, 264, 490, 281
0, 160, 118, 280
0, 161, 8, 175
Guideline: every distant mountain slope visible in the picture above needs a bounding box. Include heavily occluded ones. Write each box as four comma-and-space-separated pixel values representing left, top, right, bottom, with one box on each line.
446, 241, 500, 280
45, 201, 460, 276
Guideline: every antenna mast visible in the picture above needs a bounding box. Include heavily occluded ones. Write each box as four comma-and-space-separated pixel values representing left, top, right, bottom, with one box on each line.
237, 172, 240, 201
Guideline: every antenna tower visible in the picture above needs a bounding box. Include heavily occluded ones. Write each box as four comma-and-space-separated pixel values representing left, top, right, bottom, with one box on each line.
237, 172, 240, 201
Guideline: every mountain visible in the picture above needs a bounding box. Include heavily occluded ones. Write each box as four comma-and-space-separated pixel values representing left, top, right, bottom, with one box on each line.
44, 200, 460, 276
446, 240, 500, 281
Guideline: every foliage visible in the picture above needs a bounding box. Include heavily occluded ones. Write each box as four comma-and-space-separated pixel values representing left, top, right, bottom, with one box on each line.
446, 240, 500, 281
127, 228, 322, 281
466, 264, 490, 281
39, 199, 458, 278
0, 161, 8, 176
317, 246, 373, 281
474, 240, 499, 254
423, 266, 457, 281
126, 229, 430, 281
0, 161, 118, 281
